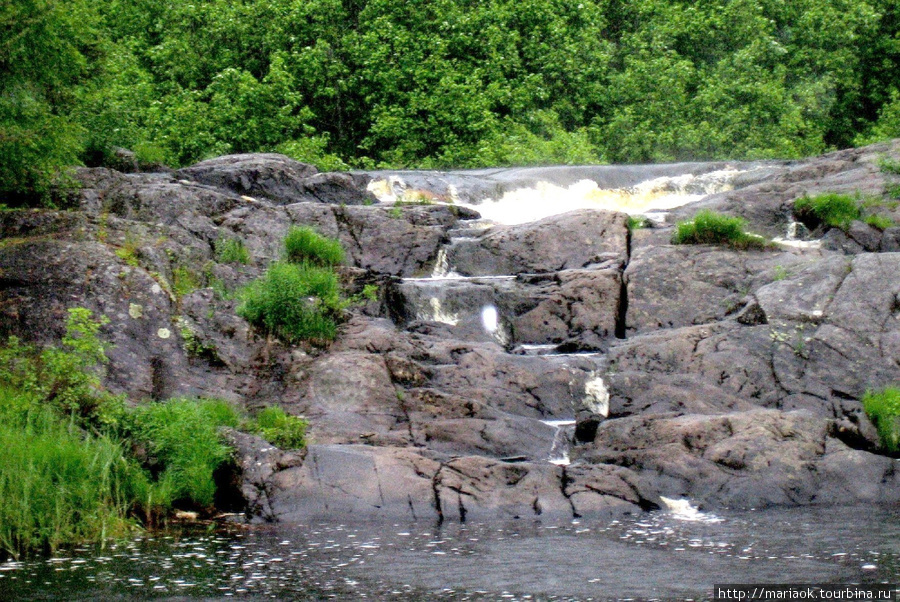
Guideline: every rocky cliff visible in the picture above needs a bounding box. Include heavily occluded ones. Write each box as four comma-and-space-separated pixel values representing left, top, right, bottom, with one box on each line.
3, 143, 900, 523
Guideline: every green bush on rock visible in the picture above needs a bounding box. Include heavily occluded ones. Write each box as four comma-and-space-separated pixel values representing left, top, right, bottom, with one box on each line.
125, 398, 240, 508
236, 261, 342, 344
284, 226, 345, 267
672, 210, 767, 249
238, 227, 348, 344
862, 387, 900, 453
794, 193, 861, 231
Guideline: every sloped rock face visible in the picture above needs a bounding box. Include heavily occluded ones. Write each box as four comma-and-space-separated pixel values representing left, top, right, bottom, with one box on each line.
571, 409, 900, 508
447, 209, 629, 275
4, 147, 900, 523
670, 139, 900, 242
176, 153, 376, 205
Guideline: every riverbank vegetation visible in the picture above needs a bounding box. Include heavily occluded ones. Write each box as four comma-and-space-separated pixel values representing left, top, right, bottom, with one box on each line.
0, 309, 307, 559
863, 387, 900, 453
4, 0, 900, 205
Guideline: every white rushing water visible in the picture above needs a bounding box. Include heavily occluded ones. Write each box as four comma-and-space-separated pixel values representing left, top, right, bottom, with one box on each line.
541, 420, 577, 466
368, 168, 746, 225
659, 496, 724, 523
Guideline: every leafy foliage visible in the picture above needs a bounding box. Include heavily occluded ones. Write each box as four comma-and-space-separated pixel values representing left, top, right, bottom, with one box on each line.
794, 193, 861, 230
862, 387, 900, 453
8, 0, 900, 200
0, 308, 124, 426
672, 210, 767, 249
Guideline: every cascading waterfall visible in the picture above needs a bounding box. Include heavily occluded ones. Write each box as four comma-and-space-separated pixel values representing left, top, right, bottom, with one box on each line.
374, 165, 750, 465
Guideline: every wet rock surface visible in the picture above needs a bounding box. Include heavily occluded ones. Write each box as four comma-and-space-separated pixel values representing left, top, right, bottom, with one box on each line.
3, 147, 900, 522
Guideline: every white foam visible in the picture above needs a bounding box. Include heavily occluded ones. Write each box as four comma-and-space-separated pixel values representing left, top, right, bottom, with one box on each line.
481, 305, 499, 333
458, 169, 744, 225
583, 373, 609, 417
659, 496, 723, 523
772, 237, 822, 250
541, 420, 577, 428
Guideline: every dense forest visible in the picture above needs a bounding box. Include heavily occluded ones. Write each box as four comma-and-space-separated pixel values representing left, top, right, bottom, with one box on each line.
3, 0, 900, 204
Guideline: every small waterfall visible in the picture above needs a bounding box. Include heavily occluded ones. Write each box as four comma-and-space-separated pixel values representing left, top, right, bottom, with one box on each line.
431, 248, 452, 279
416, 297, 460, 326
773, 221, 821, 249
583, 372, 609, 417
542, 420, 576, 466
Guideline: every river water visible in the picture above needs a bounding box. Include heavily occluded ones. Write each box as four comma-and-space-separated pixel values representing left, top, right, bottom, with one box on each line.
2, 504, 897, 600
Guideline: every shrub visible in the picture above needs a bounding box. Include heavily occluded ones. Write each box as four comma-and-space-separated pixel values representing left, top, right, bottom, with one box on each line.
284, 226, 345, 267
0, 308, 124, 426
672, 210, 767, 249
250, 406, 308, 449
236, 261, 341, 343
125, 398, 240, 508
794, 193, 861, 230
215, 237, 250, 264
862, 387, 900, 453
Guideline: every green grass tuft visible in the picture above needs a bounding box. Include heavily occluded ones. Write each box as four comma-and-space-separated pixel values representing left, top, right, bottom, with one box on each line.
250, 406, 308, 449
862, 387, 900, 453
0, 387, 144, 559
671, 210, 767, 249
627, 216, 651, 231
864, 214, 894, 230
284, 226, 345, 267
236, 261, 342, 344
215, 237, 250, 265
125, 398, 240, 508
794, 193, 861, 230
172, 266, 200, 299
878, 157, 900, 175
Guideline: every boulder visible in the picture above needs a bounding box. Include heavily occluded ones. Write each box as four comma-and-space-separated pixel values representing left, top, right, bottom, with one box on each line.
177, 153, 374, 205
571, 409, 900, 508
447, 209, 629, 276
624, 244, 818, 335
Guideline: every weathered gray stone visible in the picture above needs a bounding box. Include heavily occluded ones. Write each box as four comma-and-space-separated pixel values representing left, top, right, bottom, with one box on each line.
571, 409, 900, 508
448, 209, 629, 276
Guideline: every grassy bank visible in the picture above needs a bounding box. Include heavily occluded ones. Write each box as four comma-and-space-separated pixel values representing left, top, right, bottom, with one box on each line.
0, 309, 307, 559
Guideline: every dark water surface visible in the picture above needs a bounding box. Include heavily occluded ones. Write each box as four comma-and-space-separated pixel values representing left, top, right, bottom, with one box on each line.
2, 505, 898, 601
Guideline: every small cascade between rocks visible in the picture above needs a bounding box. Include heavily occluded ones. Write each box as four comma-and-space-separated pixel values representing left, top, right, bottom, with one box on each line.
773, 220, 822, 249
542, 420, 577, 466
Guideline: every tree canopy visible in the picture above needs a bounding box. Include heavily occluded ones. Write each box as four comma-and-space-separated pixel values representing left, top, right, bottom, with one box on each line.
4, 0, 900, 204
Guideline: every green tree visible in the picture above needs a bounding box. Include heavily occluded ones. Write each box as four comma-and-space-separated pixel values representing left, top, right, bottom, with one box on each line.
1, 0, 103, 204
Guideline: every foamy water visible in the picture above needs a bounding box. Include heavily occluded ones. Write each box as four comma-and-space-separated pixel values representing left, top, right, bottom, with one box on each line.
367, 169, 745, 225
